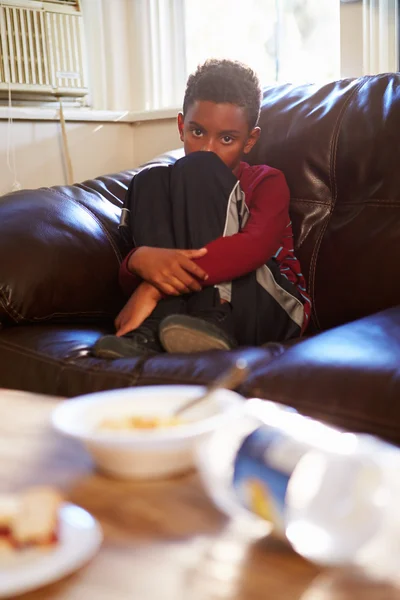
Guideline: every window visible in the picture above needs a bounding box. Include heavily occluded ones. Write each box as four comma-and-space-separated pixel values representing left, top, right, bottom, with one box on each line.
1, 0, 398, 113
184, 0, 341, 86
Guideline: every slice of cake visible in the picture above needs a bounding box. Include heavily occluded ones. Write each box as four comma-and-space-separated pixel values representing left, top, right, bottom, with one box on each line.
0, 495, 20, 551
0, 487, 62, 550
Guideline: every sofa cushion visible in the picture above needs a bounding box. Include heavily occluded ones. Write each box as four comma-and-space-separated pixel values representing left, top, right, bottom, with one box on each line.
0, 324, 282, 398
134, 346, 283, 387
241, 306, 400, 444
0, 324, 144, 396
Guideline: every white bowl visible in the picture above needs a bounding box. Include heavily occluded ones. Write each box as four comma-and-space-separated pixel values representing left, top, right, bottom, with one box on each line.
52, 385, 244, 479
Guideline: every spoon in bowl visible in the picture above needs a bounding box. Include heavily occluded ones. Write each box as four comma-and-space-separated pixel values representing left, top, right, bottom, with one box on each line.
173, 358, 249, 418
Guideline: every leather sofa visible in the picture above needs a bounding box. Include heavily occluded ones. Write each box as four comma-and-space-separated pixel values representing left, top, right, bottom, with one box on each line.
1, 73, 399, 444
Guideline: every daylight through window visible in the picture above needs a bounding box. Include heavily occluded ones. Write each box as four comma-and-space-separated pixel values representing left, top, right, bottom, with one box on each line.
184, 0, 341, 85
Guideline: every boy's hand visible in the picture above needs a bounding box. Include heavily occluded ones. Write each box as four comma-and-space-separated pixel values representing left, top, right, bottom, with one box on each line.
115, 282, 162, 336
128, 246, 209, 295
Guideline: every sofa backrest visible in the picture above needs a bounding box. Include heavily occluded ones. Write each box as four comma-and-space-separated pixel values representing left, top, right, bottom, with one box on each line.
0, 156, 177, 328
0, 76, 398, 331
248, 73, 400, 331
0, 181, 125, 327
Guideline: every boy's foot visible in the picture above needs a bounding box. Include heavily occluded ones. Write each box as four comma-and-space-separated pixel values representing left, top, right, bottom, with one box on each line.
159, 289, 237, 353
92, 318, 164, 359
93, 296, 187, 359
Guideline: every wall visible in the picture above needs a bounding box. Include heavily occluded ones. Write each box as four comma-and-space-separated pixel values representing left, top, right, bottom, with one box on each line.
0, 117, 180, 196
132, 117, 181, 166
340, 1, 398, 78
340, 3, 363, 78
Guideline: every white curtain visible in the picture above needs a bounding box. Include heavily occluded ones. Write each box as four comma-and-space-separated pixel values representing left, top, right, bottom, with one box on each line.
140, 0, 186, 110
363, 0, 399, 74
81, 0, 186, 112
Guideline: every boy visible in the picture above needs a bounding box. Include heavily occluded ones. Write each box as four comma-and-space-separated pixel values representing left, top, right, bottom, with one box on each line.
93, 59, 310, 358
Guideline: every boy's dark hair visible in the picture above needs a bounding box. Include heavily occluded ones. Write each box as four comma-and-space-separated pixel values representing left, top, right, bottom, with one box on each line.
183, 59, 262, 130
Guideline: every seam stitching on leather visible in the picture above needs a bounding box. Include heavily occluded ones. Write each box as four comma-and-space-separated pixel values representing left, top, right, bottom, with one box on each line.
0, 290, 112, 323
308, 78, 368, 330
0, 339, 68, 364
0, 338, 142, 385
29, 310, 111, 322
0, 288, 20, 323
291, 198, 331, 204
56, 361, 141, 387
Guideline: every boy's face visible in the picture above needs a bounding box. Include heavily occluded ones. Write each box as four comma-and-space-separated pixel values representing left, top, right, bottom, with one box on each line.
177, 100, 260, 172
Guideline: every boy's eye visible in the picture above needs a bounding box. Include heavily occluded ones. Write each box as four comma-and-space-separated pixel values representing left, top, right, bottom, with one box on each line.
192, 129, 203, 137
222, 136, 233, 144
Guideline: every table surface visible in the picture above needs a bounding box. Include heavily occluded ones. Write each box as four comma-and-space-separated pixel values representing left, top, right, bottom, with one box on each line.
1, 388, 399, 600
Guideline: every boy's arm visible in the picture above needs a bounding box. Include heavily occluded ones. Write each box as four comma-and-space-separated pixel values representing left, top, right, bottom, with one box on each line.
119, 255, 140, 297
119, 169, 209, 297
115, 281, 161, 336
192, 168, 290, 285
119, 247, 209, 297
119, 167, 290, 295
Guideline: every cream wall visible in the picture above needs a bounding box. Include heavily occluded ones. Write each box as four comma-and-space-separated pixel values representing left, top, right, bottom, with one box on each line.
0, 117, 180, 197
132, 117, 181, 166
340, 3, 363, 78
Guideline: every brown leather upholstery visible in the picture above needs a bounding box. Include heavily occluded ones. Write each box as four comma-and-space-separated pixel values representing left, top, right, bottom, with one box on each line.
0, 187, 124, 326
0, 74, 399, 443
0, 322, 281, 397
241, 305, 400, 445
248, 73, 400, 331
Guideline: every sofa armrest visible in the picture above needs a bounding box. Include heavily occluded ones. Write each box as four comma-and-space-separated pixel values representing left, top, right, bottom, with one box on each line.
241, 306, 400, 444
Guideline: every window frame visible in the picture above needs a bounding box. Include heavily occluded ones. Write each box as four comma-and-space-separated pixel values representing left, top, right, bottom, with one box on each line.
1, 0, 398, 120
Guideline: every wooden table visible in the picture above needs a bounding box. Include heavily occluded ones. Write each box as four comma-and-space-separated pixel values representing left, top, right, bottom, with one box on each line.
1, 389, 399, 600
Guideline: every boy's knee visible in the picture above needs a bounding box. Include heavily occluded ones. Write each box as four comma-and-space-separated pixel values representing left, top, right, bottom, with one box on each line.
175, 150, 228, 175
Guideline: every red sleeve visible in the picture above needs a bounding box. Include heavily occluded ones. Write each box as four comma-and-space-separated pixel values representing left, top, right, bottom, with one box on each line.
119, 249, 140, 296
118, 165, 290, 294
194, 166, 290, 286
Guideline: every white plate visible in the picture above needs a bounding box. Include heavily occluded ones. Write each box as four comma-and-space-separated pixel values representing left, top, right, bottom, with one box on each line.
0, 503, 103, 598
